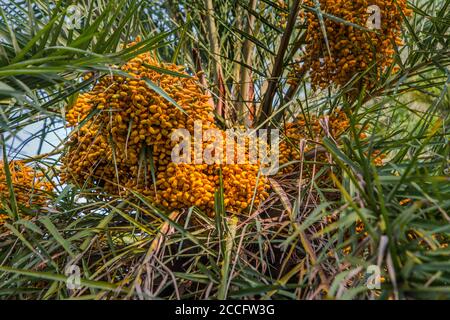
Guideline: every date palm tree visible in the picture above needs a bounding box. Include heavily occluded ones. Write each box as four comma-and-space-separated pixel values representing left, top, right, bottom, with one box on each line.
0, 0, 448, 299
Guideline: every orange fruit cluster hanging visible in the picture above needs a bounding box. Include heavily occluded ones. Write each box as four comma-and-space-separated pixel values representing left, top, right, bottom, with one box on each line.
62, 44, 270, 214
279, 110, 385, 177
0, 214, 9, 227
294, 0, 411, 90
279, 111, 350, 174
0, 160, 53, 226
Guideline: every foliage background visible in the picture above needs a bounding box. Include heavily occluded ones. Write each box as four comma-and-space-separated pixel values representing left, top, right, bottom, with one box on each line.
0, 0, 449, 299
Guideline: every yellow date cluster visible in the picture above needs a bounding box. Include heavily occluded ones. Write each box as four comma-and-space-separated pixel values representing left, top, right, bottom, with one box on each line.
62, 46, 270, 214
279, 110, 385, 177
293, 0, 411, 89
279, 111, 350, 174
0, 160, 53, 226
